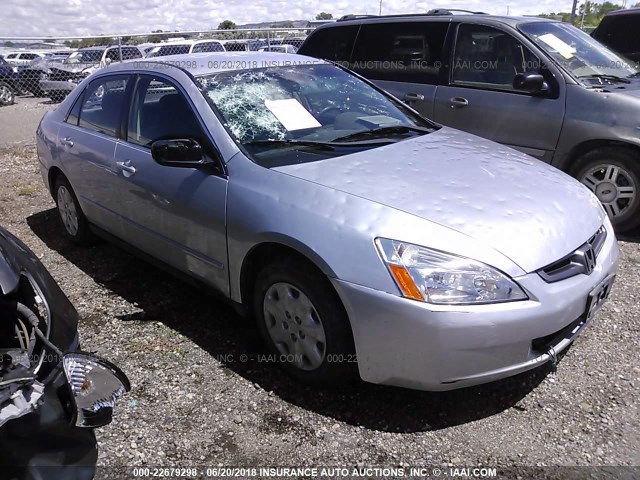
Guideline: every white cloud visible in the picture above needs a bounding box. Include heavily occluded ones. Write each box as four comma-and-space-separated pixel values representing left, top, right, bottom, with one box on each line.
0, 0, 575, 38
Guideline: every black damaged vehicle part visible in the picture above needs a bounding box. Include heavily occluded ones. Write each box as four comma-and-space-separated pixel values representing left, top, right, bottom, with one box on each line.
0, 226, 130, 480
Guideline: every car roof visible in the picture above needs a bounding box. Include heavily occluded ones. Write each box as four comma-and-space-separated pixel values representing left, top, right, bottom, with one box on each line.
113, 52, 325, 76
321, 13, 558, 29
603, 7, 640, 16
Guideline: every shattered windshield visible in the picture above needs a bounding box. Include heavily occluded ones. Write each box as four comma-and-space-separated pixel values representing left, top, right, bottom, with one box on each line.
198, 63, 434, 166
520, 22, 638, 83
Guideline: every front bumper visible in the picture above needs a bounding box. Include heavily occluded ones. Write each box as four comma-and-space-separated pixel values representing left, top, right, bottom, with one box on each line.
331, 224, 620, 391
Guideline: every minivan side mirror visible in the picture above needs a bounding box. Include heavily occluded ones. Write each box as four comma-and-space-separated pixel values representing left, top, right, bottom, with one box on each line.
513, 72, 549, 95
151, 138, 209, 168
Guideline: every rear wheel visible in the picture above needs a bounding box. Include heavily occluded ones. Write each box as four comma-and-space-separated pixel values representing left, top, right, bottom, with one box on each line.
54, 176, 92, 244
253, 256, 357, 386
0, 82, 15, 106
574, 147, 640, 232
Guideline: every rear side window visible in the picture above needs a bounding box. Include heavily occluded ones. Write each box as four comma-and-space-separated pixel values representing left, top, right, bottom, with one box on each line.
78, 75, 130, 137
224, 42, 249, 52
121, 47, 142, 60
298, 25, 359, 62
21, 53, 38, 60
350, 22, 449, 83
193, 42, 224, 53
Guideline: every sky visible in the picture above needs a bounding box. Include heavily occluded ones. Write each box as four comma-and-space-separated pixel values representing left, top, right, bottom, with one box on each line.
2, 0, 576, 38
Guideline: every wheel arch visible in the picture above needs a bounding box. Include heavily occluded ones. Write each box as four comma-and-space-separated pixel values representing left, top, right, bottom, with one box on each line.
238, 239, 338, 311
558, 139, 640, 174
47, 166, 65, 197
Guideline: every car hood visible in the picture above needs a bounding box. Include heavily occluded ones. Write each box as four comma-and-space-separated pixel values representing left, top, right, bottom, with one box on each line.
274, 127, 606, 273
49, 62, 96, 74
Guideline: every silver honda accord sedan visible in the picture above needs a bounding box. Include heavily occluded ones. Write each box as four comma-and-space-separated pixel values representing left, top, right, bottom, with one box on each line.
36, 52, 619, 391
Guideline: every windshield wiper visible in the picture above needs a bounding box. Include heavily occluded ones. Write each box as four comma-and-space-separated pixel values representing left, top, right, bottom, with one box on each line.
578, 74, 631, 84
244, 138, 395, 149
331, 124, 434, 143
627, 72, 640, 78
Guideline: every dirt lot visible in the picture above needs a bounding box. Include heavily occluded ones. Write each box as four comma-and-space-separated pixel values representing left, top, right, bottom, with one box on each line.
0, 96, 639, 479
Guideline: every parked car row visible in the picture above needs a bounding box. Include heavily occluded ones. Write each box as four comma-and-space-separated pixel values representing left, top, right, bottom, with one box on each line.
5, 36, 303, 105
298, 10, 640, 232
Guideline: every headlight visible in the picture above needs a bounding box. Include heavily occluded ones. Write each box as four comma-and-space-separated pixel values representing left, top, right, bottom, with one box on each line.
375, 238, 528, 305
63, 352, 130, 428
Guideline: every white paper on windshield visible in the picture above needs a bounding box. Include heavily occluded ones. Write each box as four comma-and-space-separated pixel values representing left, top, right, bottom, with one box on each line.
538, 33, 576, 59
264, 99, 321, 131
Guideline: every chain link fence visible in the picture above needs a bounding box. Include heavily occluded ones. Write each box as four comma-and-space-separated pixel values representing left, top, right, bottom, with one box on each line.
0, 28, 312, 105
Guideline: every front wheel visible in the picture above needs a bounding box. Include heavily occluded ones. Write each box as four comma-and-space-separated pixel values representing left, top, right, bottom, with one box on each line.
574, 147, 640, 232
0, 82, 15, 106
253, 257, 357, 386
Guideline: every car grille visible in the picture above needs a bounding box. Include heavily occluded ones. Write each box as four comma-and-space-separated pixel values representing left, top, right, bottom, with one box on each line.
537, 226, 606, 283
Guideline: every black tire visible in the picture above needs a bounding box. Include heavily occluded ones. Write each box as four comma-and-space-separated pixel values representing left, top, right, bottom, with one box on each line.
572, 147, 640, 232
253, 256, 357, 386
54, 176, 93, 245
0, 81, 15, 106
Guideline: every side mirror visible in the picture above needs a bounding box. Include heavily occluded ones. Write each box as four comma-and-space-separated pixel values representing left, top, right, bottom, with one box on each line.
63, 352, 130, 428
151, 138, 209, 168
513, 72, 549, 95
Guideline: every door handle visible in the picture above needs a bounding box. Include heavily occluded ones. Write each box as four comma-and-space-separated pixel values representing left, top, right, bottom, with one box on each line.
60, 136, 74, 147
116, 160, 136, 177
449, 97, 469, 109
403, 92, 425, 103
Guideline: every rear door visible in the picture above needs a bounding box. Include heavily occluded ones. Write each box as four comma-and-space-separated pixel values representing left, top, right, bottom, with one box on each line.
113, 74, 229, 293
56, 74, 132, 235
349, 21, 450, 119
433, 23, 565, 162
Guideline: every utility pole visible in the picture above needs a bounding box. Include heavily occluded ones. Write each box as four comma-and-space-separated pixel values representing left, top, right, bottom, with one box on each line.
570, 0, 578, 24
379, 0, 382, 15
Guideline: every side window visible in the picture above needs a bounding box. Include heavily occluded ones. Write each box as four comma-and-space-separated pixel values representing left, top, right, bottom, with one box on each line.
105, 49, 121, 62
77, 75, 129, 137
193, 42, 224, 53
298, 25, 359, 62
127, 76, 207, 147
22, 53, 38, 60
452, 24, 541, 90
350, 22, 449, 83
65, 93, 83, 126
6, 54, 17, 59
122, 47, 142, 60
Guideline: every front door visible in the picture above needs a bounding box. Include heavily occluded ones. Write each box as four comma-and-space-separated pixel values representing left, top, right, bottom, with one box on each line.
433, 23, 566, 162
113, 74, 229, 293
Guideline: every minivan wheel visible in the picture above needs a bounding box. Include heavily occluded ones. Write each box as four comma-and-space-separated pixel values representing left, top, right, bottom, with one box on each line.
574, 147, 640, 232
253, 257, 357, 386
54, 176, 92, 244
0, 82, 15, 106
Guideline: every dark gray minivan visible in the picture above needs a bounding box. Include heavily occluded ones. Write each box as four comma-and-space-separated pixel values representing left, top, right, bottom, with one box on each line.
299, 12, 640, 232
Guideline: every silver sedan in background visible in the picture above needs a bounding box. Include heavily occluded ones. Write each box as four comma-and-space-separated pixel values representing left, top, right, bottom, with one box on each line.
36, 53, 619, 391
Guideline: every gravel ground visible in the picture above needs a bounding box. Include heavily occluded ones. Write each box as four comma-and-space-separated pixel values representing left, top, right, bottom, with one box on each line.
0, 96, 638, 479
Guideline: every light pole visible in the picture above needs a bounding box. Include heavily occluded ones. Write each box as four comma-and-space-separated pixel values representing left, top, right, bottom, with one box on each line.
379, 0, 382, 15
570, 0, 578, 24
